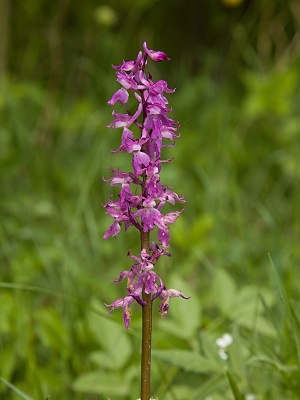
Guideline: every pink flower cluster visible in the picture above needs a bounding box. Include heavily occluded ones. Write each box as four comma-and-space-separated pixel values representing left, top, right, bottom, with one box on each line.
104, 42, 189, 329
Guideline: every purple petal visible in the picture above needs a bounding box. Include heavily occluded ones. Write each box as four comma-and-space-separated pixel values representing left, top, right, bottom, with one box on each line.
108, 111, 131, 128
116, 72, 138, 90
107, 88, 129, 105
159, 300, 169, 318
103, 221, 121, 239
158, 227, 170, 247
132, 151, 150, 175
159, 288, 190, 318
123, 307, 132, 329
143, 42, 170, 62
112, 60, 135, 71
163, 210, 183, 224
143, 271, 158, 294
113, 269, 134, 283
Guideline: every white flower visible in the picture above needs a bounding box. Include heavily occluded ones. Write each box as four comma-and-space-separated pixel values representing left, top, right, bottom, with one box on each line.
216, 333, 233, 348
216, 333, 233, 360
245, 395, 257, 400
218, 348, 229, 360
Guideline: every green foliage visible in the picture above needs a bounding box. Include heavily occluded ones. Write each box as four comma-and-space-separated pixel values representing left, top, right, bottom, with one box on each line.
1, 0, 300, 399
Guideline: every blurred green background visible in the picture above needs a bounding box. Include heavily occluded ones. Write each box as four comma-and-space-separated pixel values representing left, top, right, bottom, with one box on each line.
1, 0, 300, 399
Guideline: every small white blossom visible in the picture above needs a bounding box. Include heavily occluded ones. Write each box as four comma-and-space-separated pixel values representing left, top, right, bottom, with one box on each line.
216, 333, 233, 348
218, 348, 229, 360
245, 395, 257, 400
216, 333, 233, 360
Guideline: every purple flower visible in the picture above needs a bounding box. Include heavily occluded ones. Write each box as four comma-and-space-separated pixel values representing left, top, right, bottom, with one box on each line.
107, 103, 143, 129
112, 127, 137, 154
103, 221, 121, 239
159, 288, 191, 318
107, 88, 129, 105
116, 71, 139, 90
134, 199, 167, 233
104, 42, 189, 328
105, 295, 136, 329
143, 42, 170, 62
103, 201, 132, 239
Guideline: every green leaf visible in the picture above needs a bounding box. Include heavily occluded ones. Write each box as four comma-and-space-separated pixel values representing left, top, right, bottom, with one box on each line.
0, 293, 14, 333
211, 269, 236, 315
247, 356, 297, 374
226, 328, 246, 377
230, 285, 276, 336
0, 343, 17, 382
87, 299, 132, 369
236, 314, 276, 337
191, 375, 225, 400
152, 349, 222, 373
199, 331, 222, 364
158, 274, 200, 340
0, 377, 33, 400
225, 368, 244, 400
73, 370, 129, 396
34, 307, 70, 355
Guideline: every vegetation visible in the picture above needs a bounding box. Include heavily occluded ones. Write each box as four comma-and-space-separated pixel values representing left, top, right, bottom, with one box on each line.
1, 0, 300, 399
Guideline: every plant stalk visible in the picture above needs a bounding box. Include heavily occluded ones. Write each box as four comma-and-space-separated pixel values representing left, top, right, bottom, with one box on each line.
140, 230, 152, 400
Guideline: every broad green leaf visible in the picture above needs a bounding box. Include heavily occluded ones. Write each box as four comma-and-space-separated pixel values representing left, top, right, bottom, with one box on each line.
229, 285, 276, 336
191, 375, 225, 400
73, 371, 129, 396
211, 269, 236, 315
87, 299, 132, 369
235, 314, 276, 337
248, 356, 298, 374
230, 285, 259, 319
226, 328, 246, 377
89, 350, 130, 371
161, 384, 195, 400
199, 331, 222, 364
34, 307, 70, 355
158, 274, 200, 340
152, 349, 222, 374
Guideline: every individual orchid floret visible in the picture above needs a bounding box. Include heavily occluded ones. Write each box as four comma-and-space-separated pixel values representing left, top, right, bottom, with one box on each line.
112, 59, 135, 72
105, 295, 135, 329
105, 292, 146, 329
107, 103, 143, 129
159, 288, 191, 318
107, 87, 129, 105
112, 127, 139, 154
103, 220, 121, 239
103, 201, 132, 239
132, 148, 151, 176
158, 189, 185, 206
143, 42, 170, 62
116, 71, 139, 90
134, 198, 167, 233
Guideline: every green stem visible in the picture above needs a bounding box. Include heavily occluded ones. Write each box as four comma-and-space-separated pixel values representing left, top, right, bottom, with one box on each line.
140, 230, 152, 400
